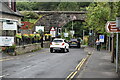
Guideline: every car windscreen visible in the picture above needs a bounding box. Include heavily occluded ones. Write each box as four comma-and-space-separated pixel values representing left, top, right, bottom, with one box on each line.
53, 40, 63, 43
70, 39, 77, 41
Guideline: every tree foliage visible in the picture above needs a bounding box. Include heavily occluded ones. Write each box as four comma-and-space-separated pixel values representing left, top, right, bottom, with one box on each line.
85, 2, 118, 34
16, 2, 90, 11
57, 2, 79, 11
63, 21, 87, 37
20, 11, 39, 24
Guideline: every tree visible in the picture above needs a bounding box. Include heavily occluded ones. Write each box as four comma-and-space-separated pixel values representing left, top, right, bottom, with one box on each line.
57, 2, 79, 11
85, 2, 119, 34
21, 11, 39, 22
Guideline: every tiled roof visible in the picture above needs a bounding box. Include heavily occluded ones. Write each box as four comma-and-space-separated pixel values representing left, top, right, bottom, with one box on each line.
0, 2, 23, 17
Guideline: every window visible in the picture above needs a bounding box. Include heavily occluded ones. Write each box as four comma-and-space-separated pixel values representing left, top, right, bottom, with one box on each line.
53, 40, 63, 43
2, 30, 16, 36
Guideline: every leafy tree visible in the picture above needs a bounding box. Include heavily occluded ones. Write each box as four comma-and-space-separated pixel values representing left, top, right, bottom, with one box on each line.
16, 2, 32, 11
17, 2, 90, 11
37, 2, 60, 11
21, 11, 39, 22
57, 2, 79, 11
63, 21, 86, 37
85, 2, 118, 34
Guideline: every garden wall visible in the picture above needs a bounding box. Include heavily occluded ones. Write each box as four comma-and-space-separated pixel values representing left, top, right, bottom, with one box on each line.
15, 43, 41, 55
15, 41, 50, 55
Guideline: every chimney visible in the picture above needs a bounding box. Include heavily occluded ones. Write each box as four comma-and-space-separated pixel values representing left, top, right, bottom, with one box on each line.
11, 0, 16, 12
8, 0, 16, 12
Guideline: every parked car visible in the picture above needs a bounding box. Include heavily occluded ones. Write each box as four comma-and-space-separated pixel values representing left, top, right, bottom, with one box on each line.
69, 38, 81, 48
50, 38, 69, 53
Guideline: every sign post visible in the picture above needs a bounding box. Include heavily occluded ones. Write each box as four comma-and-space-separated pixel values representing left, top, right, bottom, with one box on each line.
50, 27, 56, 37
116, 32, 119, 72
105, 21, 120, 72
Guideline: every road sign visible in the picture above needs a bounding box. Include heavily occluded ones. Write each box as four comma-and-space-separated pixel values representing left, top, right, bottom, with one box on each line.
64, 33, 68, 37
3, 21, 17, 30
35, 26, 44, 32
0, 36, 14, 46
105, 21, 120, 33
70, 30, 75, 35
50, 27, 56, 37
116, 17, 120, 28
99, 35, 104, 42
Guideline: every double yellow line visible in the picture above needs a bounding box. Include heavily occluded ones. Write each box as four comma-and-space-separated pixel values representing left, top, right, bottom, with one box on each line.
66, 54, 90, 80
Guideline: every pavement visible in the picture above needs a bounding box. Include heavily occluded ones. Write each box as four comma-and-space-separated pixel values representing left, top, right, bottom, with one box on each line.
77, 47, 119, 78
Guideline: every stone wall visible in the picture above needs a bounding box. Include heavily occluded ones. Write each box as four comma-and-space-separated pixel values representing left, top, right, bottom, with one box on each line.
15, 41, 50, 55
43, 41, 50, 48
15, 43, 41, 55
0, 13, 22, 36
2, 14, 21, 24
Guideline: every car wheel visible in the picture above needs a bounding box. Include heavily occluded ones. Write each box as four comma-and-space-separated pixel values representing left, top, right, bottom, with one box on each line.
50, 48, 53, 53
67, 49, 69, 52
62, 48, 65, 53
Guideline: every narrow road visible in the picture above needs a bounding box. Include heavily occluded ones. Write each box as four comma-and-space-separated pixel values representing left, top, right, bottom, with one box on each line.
2, 48, 88, 78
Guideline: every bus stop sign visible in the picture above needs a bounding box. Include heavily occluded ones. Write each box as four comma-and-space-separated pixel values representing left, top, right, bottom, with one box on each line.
99, 35, 104, 43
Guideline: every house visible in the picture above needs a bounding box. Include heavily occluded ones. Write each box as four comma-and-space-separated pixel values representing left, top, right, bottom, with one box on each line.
0, 1, 23, 46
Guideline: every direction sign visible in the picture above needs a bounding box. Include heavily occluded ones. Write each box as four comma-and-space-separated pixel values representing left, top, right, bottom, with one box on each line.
105, 21, 120, 33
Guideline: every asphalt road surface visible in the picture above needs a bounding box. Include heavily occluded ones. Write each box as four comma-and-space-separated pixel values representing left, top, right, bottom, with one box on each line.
2, 48, 88, 78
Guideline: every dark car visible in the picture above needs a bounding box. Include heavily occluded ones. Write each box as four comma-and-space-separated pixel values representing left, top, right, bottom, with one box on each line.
69, 39, 81, 48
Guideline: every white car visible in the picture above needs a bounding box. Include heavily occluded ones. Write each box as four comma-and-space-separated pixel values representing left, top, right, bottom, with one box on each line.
50, 38, 69, 53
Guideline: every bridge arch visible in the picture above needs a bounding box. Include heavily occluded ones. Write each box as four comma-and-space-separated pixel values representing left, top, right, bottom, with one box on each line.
33, 11, 86, 33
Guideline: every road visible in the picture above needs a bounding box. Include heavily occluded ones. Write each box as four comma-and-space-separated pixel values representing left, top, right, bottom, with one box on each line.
2, 48, 88, 78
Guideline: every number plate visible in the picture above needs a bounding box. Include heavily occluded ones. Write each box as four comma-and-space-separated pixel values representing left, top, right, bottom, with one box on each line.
72, 42, 76, 44
55, 44, 59, 45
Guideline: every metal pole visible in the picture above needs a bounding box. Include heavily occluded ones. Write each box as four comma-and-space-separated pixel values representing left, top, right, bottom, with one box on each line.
116, 32, 119, 72
83, 30, 84, 44
72, 21, 73, 38
109, 36, 111, 52
72, 21, 73, 30
83, 30, 84, 40
111, 33, 114, 63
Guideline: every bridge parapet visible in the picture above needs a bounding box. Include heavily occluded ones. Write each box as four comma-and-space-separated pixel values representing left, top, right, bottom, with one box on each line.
21, 11, 86, 33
